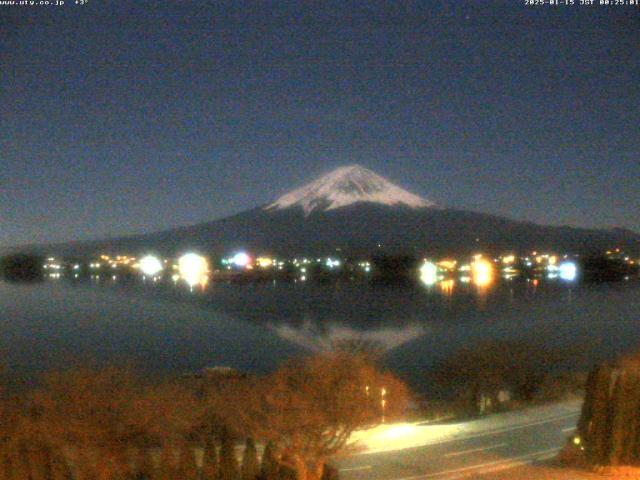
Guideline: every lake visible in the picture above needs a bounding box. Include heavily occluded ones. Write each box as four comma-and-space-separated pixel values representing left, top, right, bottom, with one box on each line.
1, 276, 639, 393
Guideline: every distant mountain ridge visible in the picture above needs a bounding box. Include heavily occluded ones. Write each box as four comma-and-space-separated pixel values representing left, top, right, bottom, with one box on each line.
7, 166, 640, 258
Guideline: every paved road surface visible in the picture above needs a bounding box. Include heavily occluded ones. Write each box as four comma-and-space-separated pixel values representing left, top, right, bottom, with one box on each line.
335, 401, 582, 480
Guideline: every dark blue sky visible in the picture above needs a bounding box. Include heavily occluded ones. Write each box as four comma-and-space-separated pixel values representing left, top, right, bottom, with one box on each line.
1, 1, 639, 247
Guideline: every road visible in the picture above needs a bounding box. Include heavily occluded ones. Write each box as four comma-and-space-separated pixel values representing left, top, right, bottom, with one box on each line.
335, 401, 582, 480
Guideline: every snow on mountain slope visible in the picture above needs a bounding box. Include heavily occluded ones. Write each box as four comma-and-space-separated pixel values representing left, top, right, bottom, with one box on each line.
265, 165, 436, 215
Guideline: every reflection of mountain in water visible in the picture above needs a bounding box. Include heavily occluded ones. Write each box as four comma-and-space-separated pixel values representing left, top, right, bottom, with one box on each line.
192, 279, 640, 390
5, 277, 640, 396
270, 319, 429, 354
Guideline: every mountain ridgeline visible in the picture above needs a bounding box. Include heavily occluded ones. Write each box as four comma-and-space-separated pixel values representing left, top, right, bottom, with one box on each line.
16, 165, 640, 258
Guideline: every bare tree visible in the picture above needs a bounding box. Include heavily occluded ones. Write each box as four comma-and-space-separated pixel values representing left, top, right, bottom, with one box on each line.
0, 367, 203, 480
0, 355, 409, 480
208, 352, 410, 480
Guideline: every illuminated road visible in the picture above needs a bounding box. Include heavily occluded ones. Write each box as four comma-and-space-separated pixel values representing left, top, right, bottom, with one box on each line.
335, 401, 582, 480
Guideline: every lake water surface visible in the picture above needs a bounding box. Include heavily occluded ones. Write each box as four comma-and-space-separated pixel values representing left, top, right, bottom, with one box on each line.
2, 277, 639, 392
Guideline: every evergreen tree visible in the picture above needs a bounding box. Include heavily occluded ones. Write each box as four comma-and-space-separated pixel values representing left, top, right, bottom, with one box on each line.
128, 446, 153, 480
608, 371, 626, 465
31, 444, 52, 480
177, 445, 199, 479
219, 429, 239, 480
154, 444, 177, 480
259, 441, 279, 480
49, 447, 74, 480
241, 438, 260, 480
586, 363, 614, 464
277, 453, 297, 480
579, 356, 640, 466
606, 363, 640, 464
623, 366, 640, 463
577, 366, 598, 440
202, 438, 218, 480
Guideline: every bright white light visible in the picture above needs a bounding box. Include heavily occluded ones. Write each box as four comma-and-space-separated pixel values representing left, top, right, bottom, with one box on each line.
420, 261, 438, 286
178, 253, 209, 286
326, 258, 341, 269
232, 252, 250, 267
559, 261, 578, 281
139, 255, 164, 277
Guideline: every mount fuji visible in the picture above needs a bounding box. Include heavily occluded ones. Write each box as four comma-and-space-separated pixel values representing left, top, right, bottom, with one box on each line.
19, 165, 640, 258
265, 165, 435, 215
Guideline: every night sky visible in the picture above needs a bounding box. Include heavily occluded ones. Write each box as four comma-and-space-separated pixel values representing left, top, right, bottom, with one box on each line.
2, 1, 639, 248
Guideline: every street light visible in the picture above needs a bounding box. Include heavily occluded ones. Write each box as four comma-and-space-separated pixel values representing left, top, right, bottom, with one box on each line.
178, 253, 209, 287
381, 387, 387, 423
139, 255, 163, 278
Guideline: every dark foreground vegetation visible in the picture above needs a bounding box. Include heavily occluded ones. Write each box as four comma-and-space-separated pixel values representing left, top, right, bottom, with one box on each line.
0, 353, 408, 480
428, 340, 586, 419
0, 254, 43, 282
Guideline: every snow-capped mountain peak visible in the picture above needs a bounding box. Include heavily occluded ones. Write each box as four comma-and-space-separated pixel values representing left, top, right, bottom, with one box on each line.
266, 165, 436, 215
